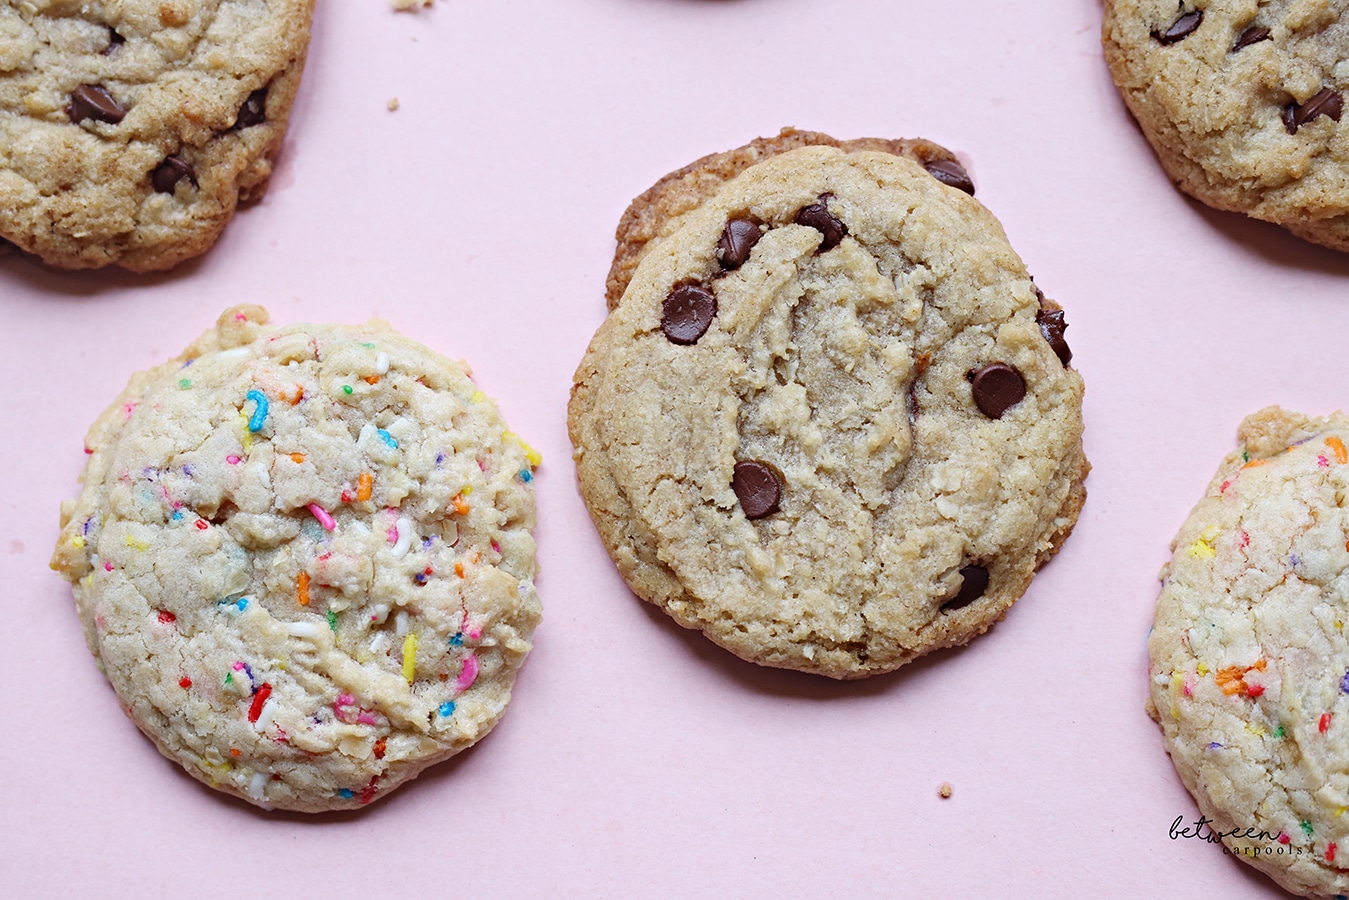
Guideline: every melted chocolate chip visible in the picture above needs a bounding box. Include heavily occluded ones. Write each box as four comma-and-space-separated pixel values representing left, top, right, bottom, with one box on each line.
718, 218, 762, 270
941, 565, 989, 612
66, 84, 125, 124
103, 29, 126, 54
732, 460, 782, 519
924, 158, 975, 196
1232, 25, 1270, 51
1036, 309, 1072, 366
234, 88, 267, 129
968, 363, 1026, 419
1153, 9, 1203, 44
1283, 88, 1344, 134
794, 196, 847, 251
152, 156, 196, 194
661, 284, 717, 344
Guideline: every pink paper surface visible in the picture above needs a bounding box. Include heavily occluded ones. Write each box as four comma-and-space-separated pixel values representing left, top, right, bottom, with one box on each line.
2, 1, 1342, 896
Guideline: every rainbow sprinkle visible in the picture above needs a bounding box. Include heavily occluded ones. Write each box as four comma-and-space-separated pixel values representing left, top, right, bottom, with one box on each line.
402, 633, 418, 683
245, 389, 269, 432
307, 503, 335, 531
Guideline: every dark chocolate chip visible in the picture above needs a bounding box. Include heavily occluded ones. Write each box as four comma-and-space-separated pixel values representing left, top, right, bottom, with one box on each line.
941, 565, 989, 612
717, 218, 761, 270
1284, 87, 1343, 134
66, 84, 125, 124
732, 460, 782, 519
661, 284, 717, 344
103, 29, 125, 54
1036, 309, 1072, 366
152, 156, 197, 194
234, 88, 267, 129
968, 363, 1026, 419
1153, 9, 1202, 44
794, 196, 847, 251
1232, 25, 1270, 51
924, 158, 975, 196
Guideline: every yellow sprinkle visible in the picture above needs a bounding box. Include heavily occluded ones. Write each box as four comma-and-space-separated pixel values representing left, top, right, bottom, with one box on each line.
505, 430, 543, 467
81, 573, 94, 588
1338, 807, 1347, 819
1188, 525, 1219, 559
1338, 621, 1345, 632
1245, 723, 1267, 737
402, 633, 418, 683
70, 535, 85, 549
471, 390, 485, 404
125, 535, 150, 551
1197, 662, 1209, 676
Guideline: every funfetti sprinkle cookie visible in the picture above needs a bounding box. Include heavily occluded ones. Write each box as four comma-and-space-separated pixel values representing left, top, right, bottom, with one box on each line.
570, 133, 1089, 679
0, 0, 315, 271
1103, 1, 1349, 251
1150, 407, 1349, 897
50, 306, 541, 812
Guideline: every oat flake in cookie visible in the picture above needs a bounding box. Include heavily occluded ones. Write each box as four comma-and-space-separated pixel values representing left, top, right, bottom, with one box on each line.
1150, 407, 1349, 898
0, 0, 314, 271
1103, 0, 1349, 251
50, 306, 541, 812
570, 132, 1089, 679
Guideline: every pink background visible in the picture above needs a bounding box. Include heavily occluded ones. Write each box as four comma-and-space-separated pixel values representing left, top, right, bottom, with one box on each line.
3, 0, 1345, 896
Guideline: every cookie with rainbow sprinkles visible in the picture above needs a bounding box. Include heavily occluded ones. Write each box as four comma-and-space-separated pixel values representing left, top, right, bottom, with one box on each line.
50, 305, 541, 812
1150, 406, 1349, 897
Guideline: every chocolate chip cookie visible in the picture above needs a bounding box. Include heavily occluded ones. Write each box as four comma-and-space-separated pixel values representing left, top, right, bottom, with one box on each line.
1103, 1, 1349, 250
50, 306, 541, 811
570, 134, 1089, 679
1150, 407, 1349, 897
0, 0, 315, 271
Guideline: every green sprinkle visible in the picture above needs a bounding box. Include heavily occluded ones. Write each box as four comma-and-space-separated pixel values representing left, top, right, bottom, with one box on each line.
327, 608, 338, 633
1242, 449, 1250, 462
1302, 820, 1315, 836
342, 385, 353, 395
224, 672, 233, 686
178, 378, 192, 390
361, 342, 376, 349
1275, 726, 1286, 739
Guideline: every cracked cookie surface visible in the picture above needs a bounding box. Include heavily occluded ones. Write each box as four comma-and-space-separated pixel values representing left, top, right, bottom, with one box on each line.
1150, 407, 1349, 898
50, 305, 541, 812
0, 0, 314, 271
1103, 0, 1349, 250
570, 139, 1088, 679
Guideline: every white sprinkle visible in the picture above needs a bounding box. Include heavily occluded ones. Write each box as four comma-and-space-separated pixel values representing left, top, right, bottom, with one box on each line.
369, 602, 390, 624
254, 697, 278, 731
285, 621, 320, 638
349, 520, 371, 536
218, 347, 251, 360
248, 771, 268, 802
395, 611, 409, 637
369, 631, 389, 655
359, 422, 376, 446
375, 351, 389, 374
251, 462, 271, 489
391, 516, 415, 557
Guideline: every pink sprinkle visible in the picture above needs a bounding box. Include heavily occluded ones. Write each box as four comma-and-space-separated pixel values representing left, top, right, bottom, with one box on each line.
234, 313, 246, 321
1218, 480, 1230, 493
491, 540, 501, 554
356, 711, 380, 726
104, 561, 114, 571
456, 654, 479, 692
1320, 455, 1331, 468
232, 661, 246, 671
226, 455, 241, 465
386, 526, 399, 544
1239, 531, 1250, 549
121, 402, 137, 421
308, 503, 336, 531
1183, 674, 1196, 697
1279, 833, 1291, 844
478, 459, 487, 472
467, 627, 482, 641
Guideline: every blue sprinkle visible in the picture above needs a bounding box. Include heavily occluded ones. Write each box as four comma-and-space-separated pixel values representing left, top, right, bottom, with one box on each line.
183, 358, 194, 368
171, 510, 184, 521
245, 389, 269, 433
338, 788, 354, 799
1290, 554, 1301, 567
435, 452, 444, 468
449, 632, 463, 647
438, 701, 456, 717
414, 573, 427, 585
376, 429, 398, 449
519, 469, 533, 483
1208, 742, 1223, 750
1341, 671, 1349, 694
422, 537, 434, 549
236, 597, 249, 611
182, 464, 194, 477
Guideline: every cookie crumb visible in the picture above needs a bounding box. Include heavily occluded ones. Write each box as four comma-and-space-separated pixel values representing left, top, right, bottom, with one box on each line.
386, 97, 400, 112
938, 782, 953, 799
391, 0, 432, 8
